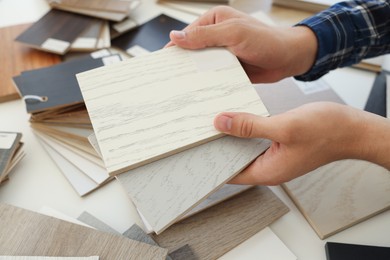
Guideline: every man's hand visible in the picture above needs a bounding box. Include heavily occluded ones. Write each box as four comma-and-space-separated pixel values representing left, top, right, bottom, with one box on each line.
213, 102, 390, 185
167, 6, 318, 83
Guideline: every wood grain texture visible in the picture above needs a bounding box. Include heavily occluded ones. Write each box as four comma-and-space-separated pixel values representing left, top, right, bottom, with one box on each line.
117, 137, 271, 234
77, 46, 269, 175
0, 24, 60, 103
153, 186, 289, 259
15, 9, 96, 54
283, 160, 390, 239
0, 203, 168, 259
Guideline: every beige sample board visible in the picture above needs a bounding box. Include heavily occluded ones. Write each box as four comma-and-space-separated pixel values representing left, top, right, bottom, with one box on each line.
117, 137, 271, 234
77, 46, 269, 175
283, 160, 390, 239
153, 186, 289, 259
0, 204, 167, 259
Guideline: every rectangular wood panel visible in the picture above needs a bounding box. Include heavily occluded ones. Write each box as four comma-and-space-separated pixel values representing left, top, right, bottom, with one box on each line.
77, 46, 269, 175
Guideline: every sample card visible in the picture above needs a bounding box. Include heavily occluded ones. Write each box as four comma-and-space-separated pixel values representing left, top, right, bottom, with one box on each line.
77, 46, 269, 175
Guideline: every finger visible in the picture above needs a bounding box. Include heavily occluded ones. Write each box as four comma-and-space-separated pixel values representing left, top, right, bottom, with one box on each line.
169, 22, 235, 49
214, 112, 284, 141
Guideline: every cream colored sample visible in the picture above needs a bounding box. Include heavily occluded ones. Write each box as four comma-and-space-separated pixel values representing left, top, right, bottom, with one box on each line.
77, 46, 268, 175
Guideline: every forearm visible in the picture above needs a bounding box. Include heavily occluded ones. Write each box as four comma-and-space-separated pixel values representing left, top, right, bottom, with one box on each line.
295, 0, 390, 81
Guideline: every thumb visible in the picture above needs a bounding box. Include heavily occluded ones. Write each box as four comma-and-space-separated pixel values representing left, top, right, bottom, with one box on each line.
169, 24, 228, 49
214, 112, 280, 140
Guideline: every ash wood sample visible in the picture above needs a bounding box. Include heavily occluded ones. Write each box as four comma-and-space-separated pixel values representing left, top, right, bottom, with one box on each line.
15, 9, 97, 54
112, 14, 187, 53
0, 24, 60, 103
283, 160, 390, 239
117, 137, 271, 234
77, 46, 269, 175
153, 186, 289, 259
0, 204, 168, 259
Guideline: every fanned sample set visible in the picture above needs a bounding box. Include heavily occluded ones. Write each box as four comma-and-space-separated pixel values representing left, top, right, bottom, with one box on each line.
12, 50, 121, 196
0, 132, 24, 184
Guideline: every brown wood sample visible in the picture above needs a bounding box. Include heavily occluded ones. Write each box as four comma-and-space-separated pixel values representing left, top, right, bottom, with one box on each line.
0, 24, 60, 103
15, 9, 97, 54
0, 203, 168, 259
153, 186, 289, 259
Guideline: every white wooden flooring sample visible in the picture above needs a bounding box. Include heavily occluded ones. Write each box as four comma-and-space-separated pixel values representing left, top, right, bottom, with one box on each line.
116, 136, 271, 234
283, 159, 390, 239
77, 46, 269, 175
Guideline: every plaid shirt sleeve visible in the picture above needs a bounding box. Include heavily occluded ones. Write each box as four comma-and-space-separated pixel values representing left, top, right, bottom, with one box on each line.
295, 0, 390, 81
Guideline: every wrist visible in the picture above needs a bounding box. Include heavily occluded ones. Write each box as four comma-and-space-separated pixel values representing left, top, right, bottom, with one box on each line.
284, 26, 318, 78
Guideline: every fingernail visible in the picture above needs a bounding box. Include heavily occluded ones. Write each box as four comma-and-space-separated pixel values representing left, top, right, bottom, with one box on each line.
215, 115, 232, 132
172, 30, 186, 39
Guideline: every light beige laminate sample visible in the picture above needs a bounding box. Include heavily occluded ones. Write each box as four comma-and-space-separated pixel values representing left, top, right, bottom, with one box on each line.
153, 186, 289, 259
0, 203, 167, 259
77, 46, 269, 175
283, 160, 390, 239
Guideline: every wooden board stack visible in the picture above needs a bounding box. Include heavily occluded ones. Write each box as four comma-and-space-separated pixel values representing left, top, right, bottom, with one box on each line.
12, 50, 122, 196
0, 132, 25, 185
15, 0, 142, 55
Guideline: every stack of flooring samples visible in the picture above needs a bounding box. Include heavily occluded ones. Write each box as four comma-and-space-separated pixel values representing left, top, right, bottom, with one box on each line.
0, 24, 61, 103
15, 0, 140, 55
0, 203, 168, 259
0, 132, 24, 184
13, 51, 121, 196
77, 46, 269, 175
47, 0, 139, 22
77, 46, 273, 234
254, 77, 390, 239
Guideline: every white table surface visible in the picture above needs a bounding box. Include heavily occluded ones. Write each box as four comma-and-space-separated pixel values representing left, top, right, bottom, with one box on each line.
1, 0, 389, 259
